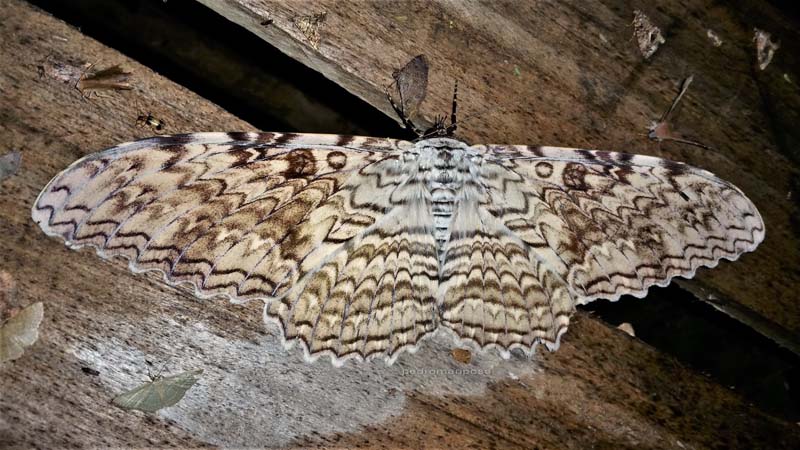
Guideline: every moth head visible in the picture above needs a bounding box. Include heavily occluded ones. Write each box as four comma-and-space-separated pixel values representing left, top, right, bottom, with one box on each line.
420, 114, 455, 139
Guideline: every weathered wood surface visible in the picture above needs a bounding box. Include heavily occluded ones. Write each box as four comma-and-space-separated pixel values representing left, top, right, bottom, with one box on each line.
1, 0, 799, 448
199, 0, 800, 352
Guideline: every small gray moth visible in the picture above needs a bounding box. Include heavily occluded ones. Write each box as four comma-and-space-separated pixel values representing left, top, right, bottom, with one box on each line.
392, 54, 429, 118
0, 301, 44, 363
113, 368, 203, 413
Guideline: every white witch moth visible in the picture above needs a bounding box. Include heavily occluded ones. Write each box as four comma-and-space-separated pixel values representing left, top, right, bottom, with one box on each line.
31, 83, 764, 366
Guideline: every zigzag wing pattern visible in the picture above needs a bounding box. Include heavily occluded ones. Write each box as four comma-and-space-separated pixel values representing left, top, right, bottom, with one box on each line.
32, 132, 765, 364
437, 143, 764, 353
32, 132, 442, 364
438, 185, 573, 354
266, 160, 439, 363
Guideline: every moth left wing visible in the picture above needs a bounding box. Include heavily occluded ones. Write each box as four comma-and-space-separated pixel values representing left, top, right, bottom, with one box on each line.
32, 132, 438, 364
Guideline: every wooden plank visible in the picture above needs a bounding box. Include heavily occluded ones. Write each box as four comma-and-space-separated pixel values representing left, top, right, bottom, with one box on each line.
1, 0, 798, 448
199, 0, 800, 351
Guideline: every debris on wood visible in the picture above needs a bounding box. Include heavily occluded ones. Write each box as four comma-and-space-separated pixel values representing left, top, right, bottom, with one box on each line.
0, 270, 17, 321
754, 28, 779, 70
632, 10, 665, 59
293, 12, 327, 50
0, 301, 44, 363
38, 57, 132, 96
81, 367, 101, 376
706, 29, 723, 47
451, 348, 472, 364
0, 151, 21, 182
617, 322, 636, 337
37, 56, 87, 85
647, 75, 713, 150
260, 14, 274, 27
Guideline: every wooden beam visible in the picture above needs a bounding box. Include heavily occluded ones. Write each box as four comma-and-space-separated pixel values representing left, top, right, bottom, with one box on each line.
1, 0, 798, 448
199, 0, 800, 351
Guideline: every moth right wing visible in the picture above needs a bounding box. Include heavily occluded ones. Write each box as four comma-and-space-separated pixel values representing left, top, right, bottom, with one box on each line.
439, 144, 764, 355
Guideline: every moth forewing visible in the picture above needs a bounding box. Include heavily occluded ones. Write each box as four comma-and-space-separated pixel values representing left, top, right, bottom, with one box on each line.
392, 54, 429, 117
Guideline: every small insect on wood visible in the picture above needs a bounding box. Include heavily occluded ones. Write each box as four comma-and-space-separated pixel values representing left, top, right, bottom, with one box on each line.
136, 113, 166, 133
390, 54, 429, 120
76, 64, 133, 94
647, 75, 713, 150
0, 302, 44, 363
113, 367, 203, 413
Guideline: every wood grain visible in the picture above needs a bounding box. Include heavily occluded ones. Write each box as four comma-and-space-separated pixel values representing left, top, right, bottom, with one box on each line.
1, 1, 798, 448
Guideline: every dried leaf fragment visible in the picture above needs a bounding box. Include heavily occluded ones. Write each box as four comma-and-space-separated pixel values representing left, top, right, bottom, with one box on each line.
617, 322, 636, 337
632, 10, 665, 59
754, 28, 779, 70
293, 12, 327, 50
0, 302, 44, 363
451, 348, 472, 364
706, 29, 723, 47
0, 151, 21, 182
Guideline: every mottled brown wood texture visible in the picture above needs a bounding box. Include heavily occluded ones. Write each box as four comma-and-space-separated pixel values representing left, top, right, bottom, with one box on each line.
199, 0, 800, 353
1, 0, 799, 448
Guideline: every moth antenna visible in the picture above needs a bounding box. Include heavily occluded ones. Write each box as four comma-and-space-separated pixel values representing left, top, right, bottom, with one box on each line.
447, 80, 458, 135
660, 75, 693, 123
660, 136, 716, 151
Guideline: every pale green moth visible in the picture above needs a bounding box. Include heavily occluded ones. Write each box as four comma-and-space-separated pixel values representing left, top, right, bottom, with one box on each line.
0, 301, 44, 363
113, 369, 203, 413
